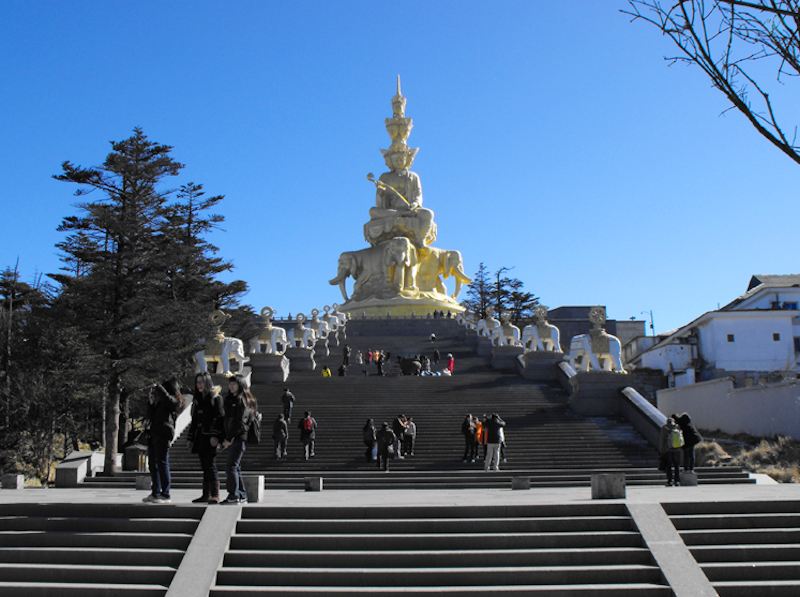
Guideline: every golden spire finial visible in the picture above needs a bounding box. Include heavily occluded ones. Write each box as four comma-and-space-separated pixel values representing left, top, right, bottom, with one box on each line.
396, 74, 402, 97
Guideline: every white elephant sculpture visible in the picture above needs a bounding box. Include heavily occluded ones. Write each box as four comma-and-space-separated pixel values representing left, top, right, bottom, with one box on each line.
196, 335, 247, 375
522, 308, 562, 353
331, 304, 348, 339
476, 313, 501, 338
310, 308, 330, 340
248, 306, 288, 355
565, 331, 626, 373
287, 313, 317, 349
492, 319, 522, 347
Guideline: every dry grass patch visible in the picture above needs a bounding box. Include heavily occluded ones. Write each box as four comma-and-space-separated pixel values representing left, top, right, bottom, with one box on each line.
698, 431, 800, 483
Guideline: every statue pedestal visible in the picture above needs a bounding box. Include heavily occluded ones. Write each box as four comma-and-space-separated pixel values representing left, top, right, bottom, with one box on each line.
490, 345, 524, 371
518, 351, 564, 382
285, 347, 316, 372
476, 336, 493, 357
315, 338, 330, 358
564, 371, 630, 416
250, 353, 290, 384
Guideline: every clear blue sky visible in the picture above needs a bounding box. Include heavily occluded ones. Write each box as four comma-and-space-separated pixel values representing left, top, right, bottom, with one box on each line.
1, 1, 797, 334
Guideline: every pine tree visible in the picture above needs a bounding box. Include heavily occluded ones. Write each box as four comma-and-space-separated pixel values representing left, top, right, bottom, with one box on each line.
52, 129, 245, 473
461, 262, 492, 318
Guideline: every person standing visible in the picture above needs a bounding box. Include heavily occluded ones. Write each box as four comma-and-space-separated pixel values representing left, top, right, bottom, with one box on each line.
376, 422, 396, 472
484, 413, 506, 471
187, 372, 224, 504
363, 418, 376, 462
321, 366, 332, 378
659, 416, 684, 486
392, 414, 406, 459
281, 387, 295, 422
343, 344, 351, 366
298, 411, 317, 460
461, 413, 475, 462
222, 375, 256, 504
272, 414, 288, 459
675, 412, 702, 472
446, 353, 455, 375
376, 352, 385, 377
143, 377, 184, 504
403, 417, 417, 456
433, 348, 440, 367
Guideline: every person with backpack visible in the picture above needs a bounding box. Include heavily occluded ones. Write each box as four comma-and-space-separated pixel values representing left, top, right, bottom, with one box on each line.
376, 422, 396, 472
222, 374, 256, 504
298, 411, 317, 460
273, 414, 288, 459
659, 416, 684, 486
403, 416, 417, 456
363, 418, 376, 462
281, 387, 295, 422
143, 377, 184, 504
675, 412, 703, 472
187, 372, 224, 504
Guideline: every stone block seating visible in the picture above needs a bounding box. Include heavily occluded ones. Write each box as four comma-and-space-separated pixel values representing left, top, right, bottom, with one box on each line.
591, 472, 626, 499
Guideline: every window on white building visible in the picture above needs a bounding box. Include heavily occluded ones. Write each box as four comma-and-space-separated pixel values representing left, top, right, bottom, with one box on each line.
795, 337, 800, 352
783, 302, 798, 310
727, 334, 735, 342
773, 333, 781, 341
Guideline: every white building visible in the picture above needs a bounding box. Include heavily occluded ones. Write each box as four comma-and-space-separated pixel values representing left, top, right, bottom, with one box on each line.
627, 274, 800, 387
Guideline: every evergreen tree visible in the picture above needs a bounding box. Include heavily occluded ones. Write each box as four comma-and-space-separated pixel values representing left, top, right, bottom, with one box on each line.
52, 129, 245, 473
505, 277, 540, 324
461, 262, 492, 318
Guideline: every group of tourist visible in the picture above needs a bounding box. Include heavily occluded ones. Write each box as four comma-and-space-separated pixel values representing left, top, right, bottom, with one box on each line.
144, 372, 260, 506
659, 411, 703, 486
362, 414, 417, 471
461, 413, 507, 471
273, 387, 317, 461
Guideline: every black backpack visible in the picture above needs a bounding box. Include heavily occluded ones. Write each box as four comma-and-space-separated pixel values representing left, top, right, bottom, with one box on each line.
247, 409, 262, 445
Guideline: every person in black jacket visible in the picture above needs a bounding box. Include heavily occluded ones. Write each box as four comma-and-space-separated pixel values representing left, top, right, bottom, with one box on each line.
143, 377, 184, 504
363, 418, 376, 462
483, 413, 506, 472
187, 372, 225, 504
298, 411, 317, 460
273, 414, 288, 459
281, 387, 295, 422
676, 412, 703, 472
222, 375, 256, 504
376, 422, 396, 472
461, 413, 475, 463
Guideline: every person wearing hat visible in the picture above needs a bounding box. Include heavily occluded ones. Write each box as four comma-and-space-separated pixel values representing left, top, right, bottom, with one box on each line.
446, 353, 455, 375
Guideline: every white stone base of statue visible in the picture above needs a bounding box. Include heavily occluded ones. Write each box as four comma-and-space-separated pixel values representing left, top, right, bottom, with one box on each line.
250, 353, 290, 384
518, 351, 565, 382
476, 336, 493, 357
490, 345, 525, 371
210, 367, 252, 387
338, 294, 465, 318
285, 347, 316, 372
314, 338, 330, 358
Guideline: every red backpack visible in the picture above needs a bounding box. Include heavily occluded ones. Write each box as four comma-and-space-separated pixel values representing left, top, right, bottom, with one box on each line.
303, 417, 313, 432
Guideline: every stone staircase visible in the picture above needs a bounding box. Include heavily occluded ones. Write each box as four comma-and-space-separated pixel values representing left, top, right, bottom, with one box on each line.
0, 503, 204, 596
665, 500, 800, 596
84, 320, 753, 490
210, 503, 672, 595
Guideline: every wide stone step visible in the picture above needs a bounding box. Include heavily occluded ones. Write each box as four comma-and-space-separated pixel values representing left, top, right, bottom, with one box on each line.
0, 582, 168, 596
702, 561, 800, 582
672, 513, 800, 530
229, 531, 646, 551
0, 516, 197, 534
679, 528, 800, 546
210, 584, 671, 596
0, 547, 184, 566
0, 531, 193, 549
712, 579, 800, 597
215, 564, 662, 587
0, 563, 175, 585
691, 544, 800, 563
234, 516, 635, 534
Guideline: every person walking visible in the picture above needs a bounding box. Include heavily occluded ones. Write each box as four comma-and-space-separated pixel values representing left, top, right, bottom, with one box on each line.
403, 417, 417, 456
281, 387, 295, 422
321, 366, 332, 378
376, 422, 396, 472
659, 416, 684, 486
298, 411, 317, 460
446, 353, 455, 375
222, 375, 256, 504
432, 348, 440, 366
187, 372, 224, 504
675, 412, 702, 472
376, 352, 385, 376
272, 414, 288, 459
461, 413, 475, 462
143, 377, 184, 504
473, 416, 484, 461
484, 413, 506, 471
363, 418, 376, 462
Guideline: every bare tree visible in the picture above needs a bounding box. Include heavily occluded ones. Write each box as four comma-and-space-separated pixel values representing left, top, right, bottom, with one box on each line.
626, 1, 800, 165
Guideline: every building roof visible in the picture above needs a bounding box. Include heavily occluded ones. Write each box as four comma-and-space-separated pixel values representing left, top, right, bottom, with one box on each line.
747, 274, 800, 291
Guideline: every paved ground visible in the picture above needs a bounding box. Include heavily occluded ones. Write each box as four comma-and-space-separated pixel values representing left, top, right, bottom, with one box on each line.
2, 476, 798, 507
